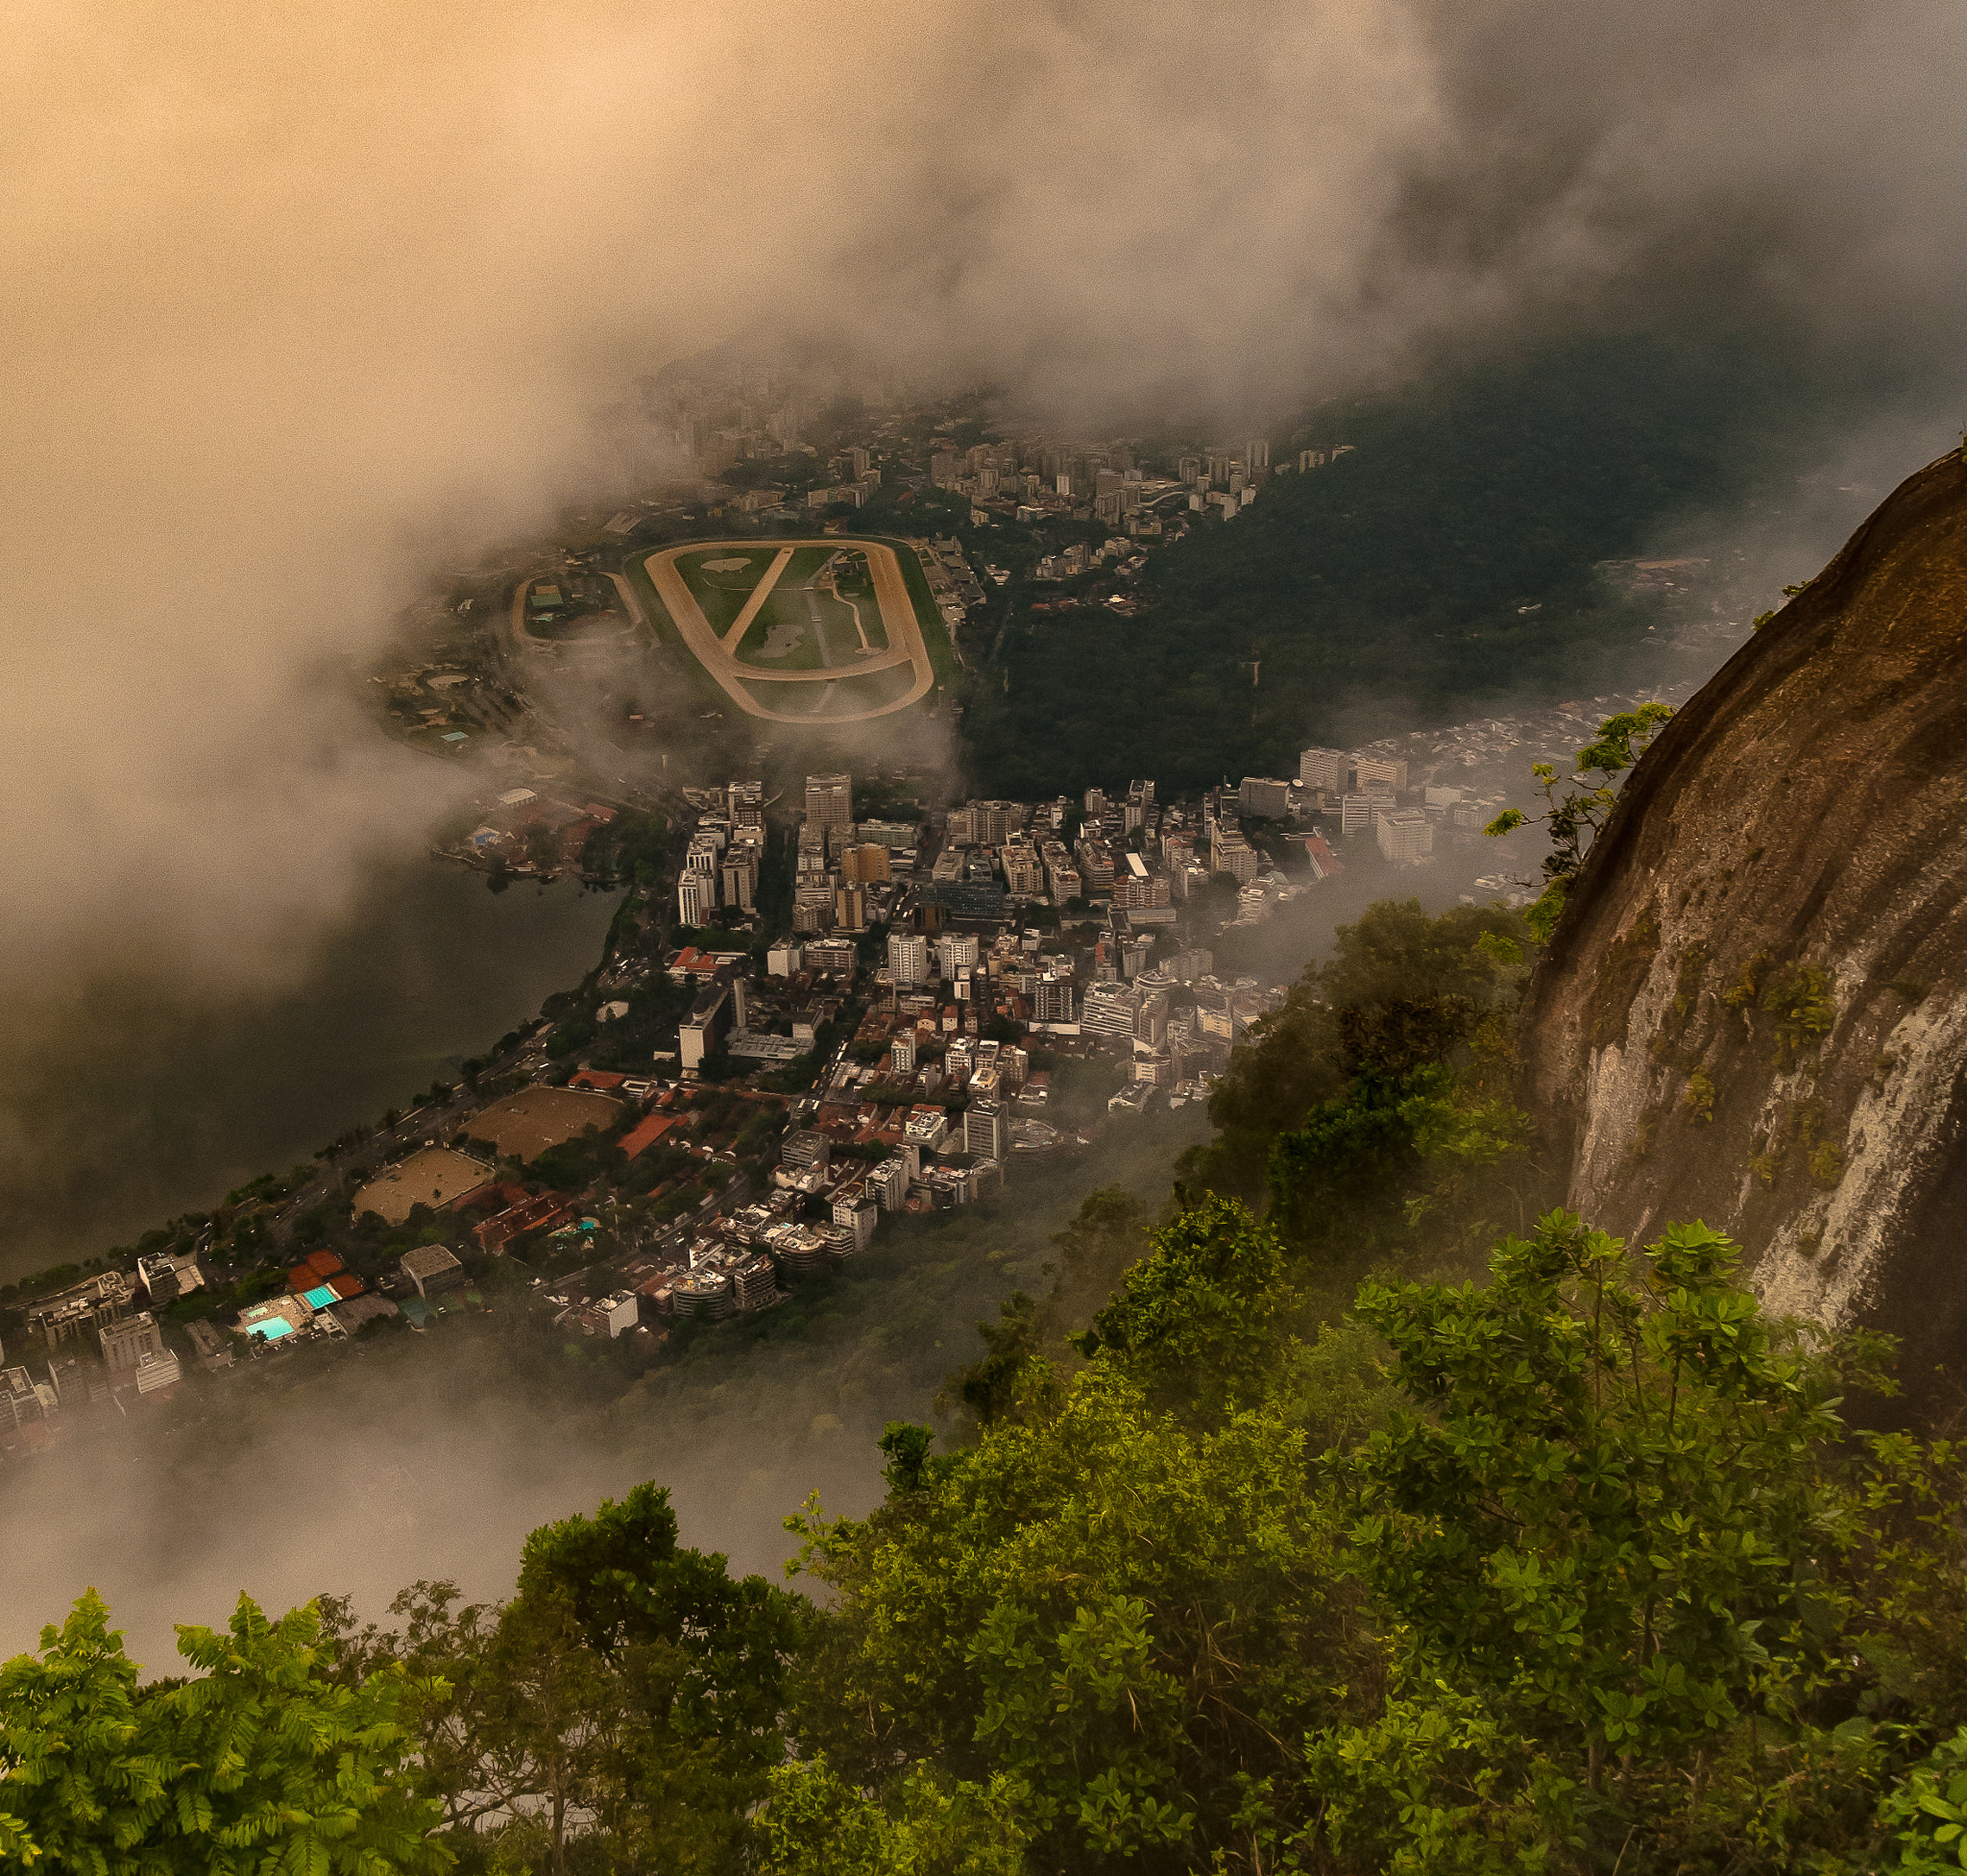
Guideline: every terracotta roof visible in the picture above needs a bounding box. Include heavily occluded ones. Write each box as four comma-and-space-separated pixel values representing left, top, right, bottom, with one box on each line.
619, 1115, 682, 1159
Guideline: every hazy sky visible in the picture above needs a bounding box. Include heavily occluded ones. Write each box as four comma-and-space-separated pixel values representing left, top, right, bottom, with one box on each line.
2, 0, 1963, 1237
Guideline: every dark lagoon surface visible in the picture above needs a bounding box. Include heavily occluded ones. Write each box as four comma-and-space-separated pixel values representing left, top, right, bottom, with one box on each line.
0, 860, 618, 1285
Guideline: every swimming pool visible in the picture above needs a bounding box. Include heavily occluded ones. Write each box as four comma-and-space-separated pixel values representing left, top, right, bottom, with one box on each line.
303, 1284, 338, 1309
248, 1317, 293, 1340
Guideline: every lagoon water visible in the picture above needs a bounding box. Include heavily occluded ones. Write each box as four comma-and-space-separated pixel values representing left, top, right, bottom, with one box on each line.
0, 861, 618, 1285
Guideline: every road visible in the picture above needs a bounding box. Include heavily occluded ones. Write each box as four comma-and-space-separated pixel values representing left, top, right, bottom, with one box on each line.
641, 539, 935, 724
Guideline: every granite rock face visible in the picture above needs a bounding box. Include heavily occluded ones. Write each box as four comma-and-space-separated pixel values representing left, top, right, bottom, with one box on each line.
1517, 450, 1967, 1375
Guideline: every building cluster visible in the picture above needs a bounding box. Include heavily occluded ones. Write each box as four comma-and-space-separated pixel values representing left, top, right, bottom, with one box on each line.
675, 779, 766, 928
0, 1269, 187, 1441
459, 788, 619, 881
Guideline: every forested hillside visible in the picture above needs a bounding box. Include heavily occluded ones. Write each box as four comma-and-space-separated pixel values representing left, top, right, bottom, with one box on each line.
18, 876, 1967, 1874
963, 332, 1814, 798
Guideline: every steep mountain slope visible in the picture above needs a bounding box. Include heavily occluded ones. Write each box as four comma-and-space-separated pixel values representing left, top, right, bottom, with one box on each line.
1517, 448, 1967, 1377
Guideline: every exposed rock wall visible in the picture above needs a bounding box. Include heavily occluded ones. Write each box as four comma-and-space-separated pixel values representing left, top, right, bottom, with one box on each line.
1517, 450, 1967, 1377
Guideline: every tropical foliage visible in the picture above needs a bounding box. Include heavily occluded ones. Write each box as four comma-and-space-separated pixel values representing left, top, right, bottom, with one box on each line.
14, 903, 1967, 1873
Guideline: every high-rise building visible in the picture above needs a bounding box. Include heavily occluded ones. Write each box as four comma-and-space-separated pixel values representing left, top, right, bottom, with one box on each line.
835, 886, 866, 931
964, 1099, 1008, 1163
1000, 841, 1043, 897
679, 983, 731, 1072
1350, 755, 1408, 792
25, 1271, 137, 1350
805, 772, 854, 828
1299, 746, 1348, 792
100, 1312, 162, 1373
841, 843, 891, 884
935, 933, 980, 979
1340, 790, 1396, 838
1032, 974, 1076, 1023
1211, 830, 1261, 884
1376, 810, 1436, 865
887, 932, 929, 987
1247, 438, 1270, 470
1239, 776, 1292, 817
720, 851, 757, 911
869, 1156, 911, 1211
677, 872, 716, 925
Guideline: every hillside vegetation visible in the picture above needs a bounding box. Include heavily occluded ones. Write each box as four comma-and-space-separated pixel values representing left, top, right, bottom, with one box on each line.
20, 871, 1967, 1875
962, 333, 1809, 799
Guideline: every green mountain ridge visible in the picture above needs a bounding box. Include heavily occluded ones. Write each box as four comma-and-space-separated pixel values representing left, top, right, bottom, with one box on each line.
963, 333, 1822, 799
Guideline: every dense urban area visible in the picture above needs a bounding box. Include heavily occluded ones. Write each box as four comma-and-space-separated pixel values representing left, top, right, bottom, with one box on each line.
0, 350, 1729, 1451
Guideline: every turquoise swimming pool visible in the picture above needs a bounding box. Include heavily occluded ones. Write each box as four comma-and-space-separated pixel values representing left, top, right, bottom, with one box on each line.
249, 1317, 293, 1340
304, 1284, 337, 1309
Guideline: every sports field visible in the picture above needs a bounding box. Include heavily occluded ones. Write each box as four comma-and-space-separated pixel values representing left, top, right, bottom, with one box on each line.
639, 539, 938, 723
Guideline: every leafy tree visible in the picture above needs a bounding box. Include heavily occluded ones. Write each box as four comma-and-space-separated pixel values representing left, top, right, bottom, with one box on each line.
1486, 703, 1672, 938
785, 1198, 1369, 1872
325, 1485, 807, 1874
762, 1756, 1032, 1875
1182, 900, 1528, 1203
1309, 1209, 1885, 1868
1072, 1195, 1292, 1418
0, 1590, 448, 1873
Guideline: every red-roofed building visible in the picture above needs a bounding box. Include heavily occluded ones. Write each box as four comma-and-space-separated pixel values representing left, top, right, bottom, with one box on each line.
570, 1069, 629, 1091
666, 943, 745, 985
619, 1114, 684, 1159
1304, 833, 1344, 882
474, 1189, 577, 1254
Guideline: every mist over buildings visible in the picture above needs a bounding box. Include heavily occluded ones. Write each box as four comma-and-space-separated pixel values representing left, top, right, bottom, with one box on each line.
4, 0, 1966, 1619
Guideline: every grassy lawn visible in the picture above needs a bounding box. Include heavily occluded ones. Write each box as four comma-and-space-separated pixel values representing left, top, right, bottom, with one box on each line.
735, 587, 882, 670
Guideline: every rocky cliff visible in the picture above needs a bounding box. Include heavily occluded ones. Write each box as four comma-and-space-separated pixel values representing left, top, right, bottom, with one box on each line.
1517, 448, 1967, 1377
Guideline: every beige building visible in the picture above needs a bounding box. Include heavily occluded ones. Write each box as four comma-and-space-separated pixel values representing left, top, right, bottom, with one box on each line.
26, 1271, 137, 1350
1299, 746, 1347, 792
100, 1311, 163, 1373
840, 843, 891, 884
1376, 809, 1436, 865
804, 772, 854, 828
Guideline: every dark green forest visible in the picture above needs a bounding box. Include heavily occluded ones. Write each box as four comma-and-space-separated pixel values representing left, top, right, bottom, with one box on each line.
961, 334, 1821, 798
15, 889, 1967, 1874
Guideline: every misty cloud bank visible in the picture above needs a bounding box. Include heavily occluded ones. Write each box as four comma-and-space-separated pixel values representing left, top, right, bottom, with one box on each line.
3, 0, 1962, 1239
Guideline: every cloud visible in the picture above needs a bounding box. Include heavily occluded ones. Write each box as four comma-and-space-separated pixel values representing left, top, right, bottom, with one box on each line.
2, 0, 1963, 1257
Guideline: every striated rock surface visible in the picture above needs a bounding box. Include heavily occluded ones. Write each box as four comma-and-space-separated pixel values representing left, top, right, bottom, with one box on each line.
1517, 449, 1967, 1375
